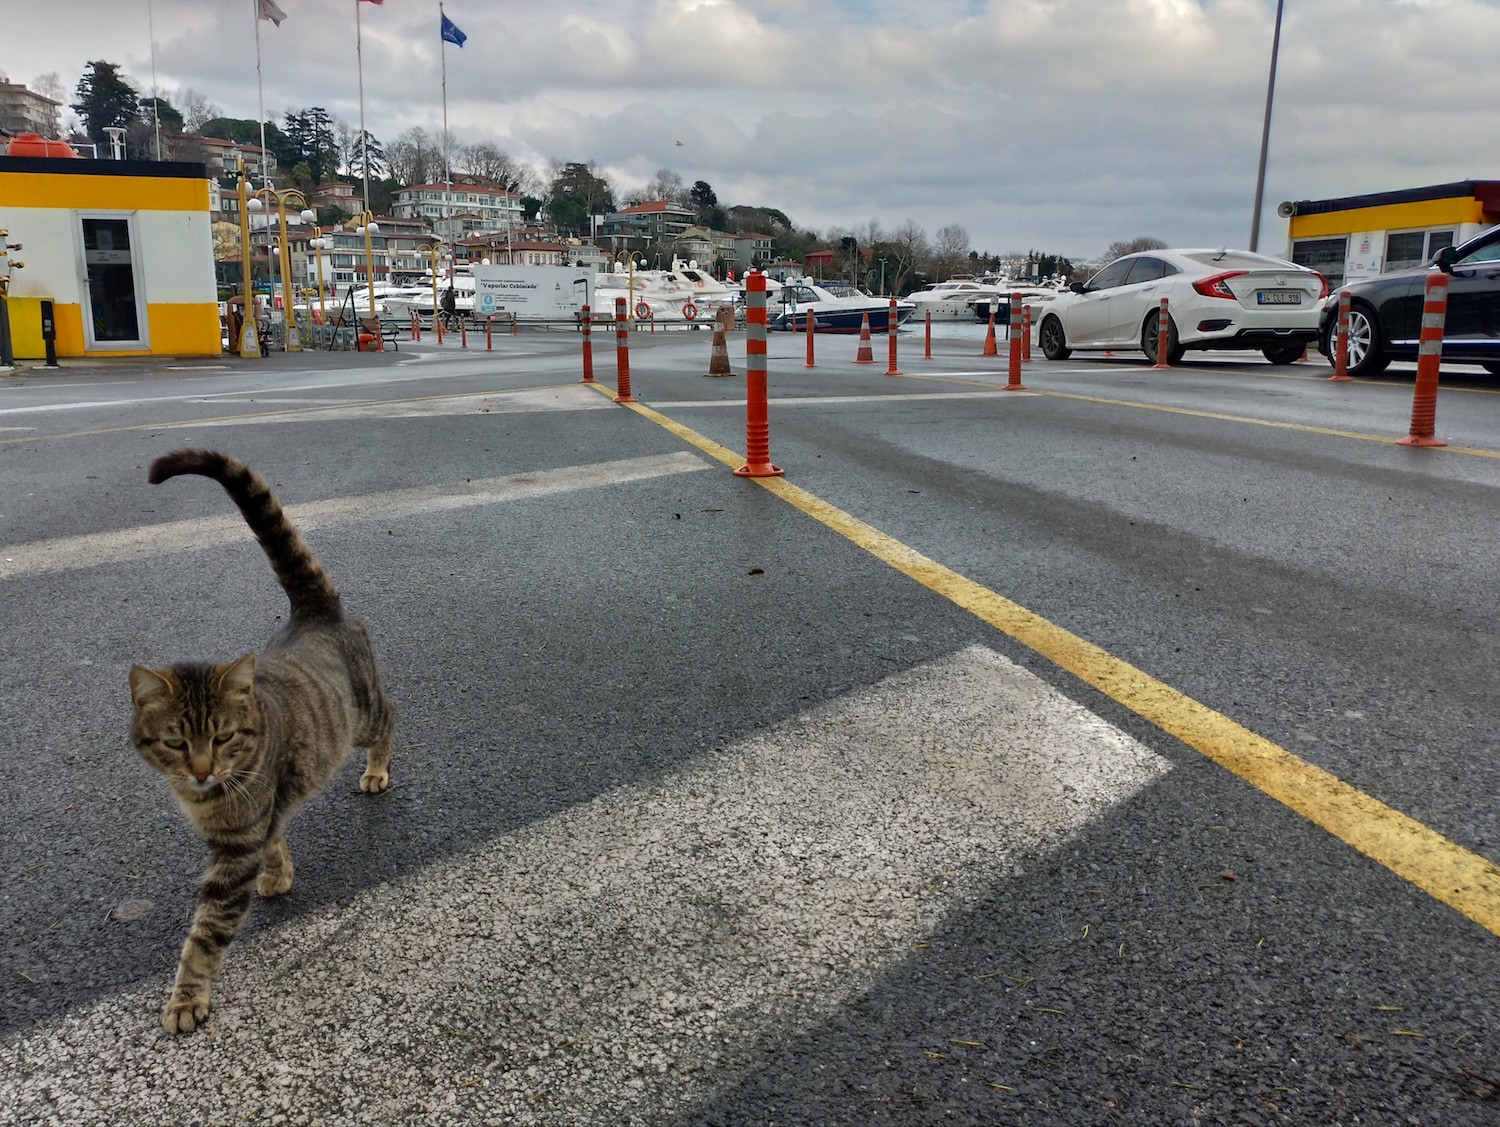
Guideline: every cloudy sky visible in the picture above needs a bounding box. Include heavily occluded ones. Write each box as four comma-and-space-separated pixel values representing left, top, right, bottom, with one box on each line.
5, 0, 1498, 259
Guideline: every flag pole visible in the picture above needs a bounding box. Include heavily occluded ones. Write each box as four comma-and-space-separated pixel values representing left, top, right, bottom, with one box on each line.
357, 0, 369, 215
440, 1, 451, 195
254, 0, 268, 190
148, 0, 161, 159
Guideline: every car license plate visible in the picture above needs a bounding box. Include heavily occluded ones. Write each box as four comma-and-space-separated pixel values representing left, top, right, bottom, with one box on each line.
1257, 291, 1301, 305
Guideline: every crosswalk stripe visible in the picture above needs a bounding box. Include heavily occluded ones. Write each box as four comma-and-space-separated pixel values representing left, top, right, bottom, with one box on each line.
0, 646, 1168, 1122
0, 452, 708, 580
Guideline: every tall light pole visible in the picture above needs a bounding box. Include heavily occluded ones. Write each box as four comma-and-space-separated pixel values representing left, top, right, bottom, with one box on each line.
352, 209, 381, 319
247, 187, 315, 351
1249, 0, 1285, 252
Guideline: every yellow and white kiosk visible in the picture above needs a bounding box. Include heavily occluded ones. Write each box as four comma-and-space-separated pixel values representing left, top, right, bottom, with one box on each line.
0, 146, 221, 359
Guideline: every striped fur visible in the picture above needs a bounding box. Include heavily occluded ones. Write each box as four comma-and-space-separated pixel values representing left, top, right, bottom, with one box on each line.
131, 450, 395, 1035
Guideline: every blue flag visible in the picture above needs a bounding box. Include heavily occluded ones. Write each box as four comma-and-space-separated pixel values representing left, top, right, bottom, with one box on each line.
441, 12, 466, 47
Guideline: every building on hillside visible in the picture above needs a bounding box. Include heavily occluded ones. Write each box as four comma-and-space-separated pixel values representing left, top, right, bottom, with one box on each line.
599, 200, 695, 251
392, 180, 524, 233
732, 231, 773, 270
762, 259, 805, 283
804, 248, 836, 276
454, 236, 567, 267
0, 82, 61, 139
188, 136, 277, 181
1281, 180, 1500, 288
0, 153, 220, 357
311, 180, 359, 215
671, 225, 717, 265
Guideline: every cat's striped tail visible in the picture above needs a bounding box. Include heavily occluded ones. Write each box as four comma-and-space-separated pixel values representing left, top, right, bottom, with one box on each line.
149, 449, 343, 624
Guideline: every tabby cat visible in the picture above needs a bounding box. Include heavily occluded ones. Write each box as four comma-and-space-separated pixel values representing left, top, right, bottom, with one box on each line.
129, 449, 396, 1035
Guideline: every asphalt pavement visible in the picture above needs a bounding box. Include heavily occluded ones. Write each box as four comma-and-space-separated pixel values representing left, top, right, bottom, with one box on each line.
2, 323, 1499, 1125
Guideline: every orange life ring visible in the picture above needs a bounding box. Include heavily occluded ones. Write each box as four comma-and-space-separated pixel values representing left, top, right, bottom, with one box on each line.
635, 301, 652, 320
682, 302, 697, 321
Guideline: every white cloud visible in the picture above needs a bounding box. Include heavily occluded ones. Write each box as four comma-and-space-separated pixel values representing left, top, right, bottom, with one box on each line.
7, 0, 1499, 259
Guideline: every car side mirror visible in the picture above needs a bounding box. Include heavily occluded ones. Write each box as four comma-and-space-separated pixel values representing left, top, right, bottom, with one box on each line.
1435, 245, 1457, 273
1069, 281, 1086, 294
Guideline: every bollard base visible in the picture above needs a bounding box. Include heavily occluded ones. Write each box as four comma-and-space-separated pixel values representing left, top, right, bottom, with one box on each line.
1326, 372, 1352, 382
612, 393, 637, 404
1396, 434, 1446, 447
733, 461, 783, 478
1000, 383, 1029, 392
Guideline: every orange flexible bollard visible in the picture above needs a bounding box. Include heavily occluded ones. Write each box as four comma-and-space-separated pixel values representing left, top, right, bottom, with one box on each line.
1021, 305, 1031, 362
485, 316, 492, 351
1329, 289, 1351, 381
1152, 297, 1170, 369
436, 317, 443, 345
1397, 271, 1448, 447
1003, 291, 1027, 390
579, 304, 595, 383
613, 296, 635, 403
804, 307, 815, 367
853, 313, 874, 364
461, 318, 467, 349
924, 310, 931, 360
512, 314, 518, 337
886, 299, 901, 375
982, 311, 997, 356
733, 272, 783, 478
411, 312, 418, 341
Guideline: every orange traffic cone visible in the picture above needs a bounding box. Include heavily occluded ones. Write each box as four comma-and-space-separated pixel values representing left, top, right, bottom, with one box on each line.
982, 312, 997, 356
704, 307, 734, 377
853, 312, 875, 364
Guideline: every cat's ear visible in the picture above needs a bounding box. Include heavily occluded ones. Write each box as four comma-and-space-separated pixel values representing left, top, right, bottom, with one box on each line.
214, 654, 257, 695
129, 665, 178, 705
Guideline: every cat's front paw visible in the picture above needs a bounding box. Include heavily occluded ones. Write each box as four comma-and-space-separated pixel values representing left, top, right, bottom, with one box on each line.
257, 867, 293, 897
359, 768, 390, 794
162, 993, 210, 1034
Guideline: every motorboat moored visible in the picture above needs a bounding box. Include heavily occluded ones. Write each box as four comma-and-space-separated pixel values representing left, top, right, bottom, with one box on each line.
766, 278, 915, 333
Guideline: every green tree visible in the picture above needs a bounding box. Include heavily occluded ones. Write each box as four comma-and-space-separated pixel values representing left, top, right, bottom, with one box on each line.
547, 161, 614, 235
72, 60, 139, 147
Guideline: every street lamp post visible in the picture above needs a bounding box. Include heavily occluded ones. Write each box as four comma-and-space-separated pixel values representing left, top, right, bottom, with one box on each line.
234, 158, 259, 357
627, 250, 646, 329
1249, 0, 1285, 252
247, 186, 316, 351
411, 241, 449, 326
308, 227, 329, 327
351, 209, 381, 319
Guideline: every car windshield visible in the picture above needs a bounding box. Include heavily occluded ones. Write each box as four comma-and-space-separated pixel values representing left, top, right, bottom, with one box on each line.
1087, 259, 1134, 290
1455, 235, 1500, 267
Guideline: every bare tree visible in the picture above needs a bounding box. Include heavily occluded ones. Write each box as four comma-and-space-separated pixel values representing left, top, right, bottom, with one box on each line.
931, 223, 971, 279
644, 167, 686, 204
31, 71, 63, 102
177, 87, 219, 134
386, 126, 433, 185
457, 141, 531, 190
1103, 236, 1167, 261
882, 219, 930, 295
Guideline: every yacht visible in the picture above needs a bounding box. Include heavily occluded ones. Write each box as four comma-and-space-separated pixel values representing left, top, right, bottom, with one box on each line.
907, 278, 1002, 322
766, 278, 915, 333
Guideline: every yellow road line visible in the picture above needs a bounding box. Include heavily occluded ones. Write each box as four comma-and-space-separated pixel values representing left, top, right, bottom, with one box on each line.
893, 372, 1500, 459
0, 384, 570, 448
586, 378, 1500, 937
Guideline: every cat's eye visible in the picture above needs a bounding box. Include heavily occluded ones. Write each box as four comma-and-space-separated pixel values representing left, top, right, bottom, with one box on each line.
162, 737, 187, 751
211, 733, 233, 748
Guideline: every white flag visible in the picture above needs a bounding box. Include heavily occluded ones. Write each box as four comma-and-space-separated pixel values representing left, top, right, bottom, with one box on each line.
258, 0, 287, 25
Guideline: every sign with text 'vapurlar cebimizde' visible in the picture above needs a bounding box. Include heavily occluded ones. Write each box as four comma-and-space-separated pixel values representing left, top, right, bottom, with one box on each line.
473, 265, 593, 321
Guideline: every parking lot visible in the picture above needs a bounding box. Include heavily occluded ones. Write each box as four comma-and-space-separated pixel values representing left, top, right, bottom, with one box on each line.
3, 324, 1499, 1124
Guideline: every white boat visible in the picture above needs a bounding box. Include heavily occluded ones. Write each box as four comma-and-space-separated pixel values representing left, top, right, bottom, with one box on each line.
592, 259, 735, 324
907, 278, 1002, 322
382, 268, 476, 323
766, 278, 915, 333
968, 280, 1069, 324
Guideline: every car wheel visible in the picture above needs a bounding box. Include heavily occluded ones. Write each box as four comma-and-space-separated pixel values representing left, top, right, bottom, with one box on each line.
1262, 344, 1306, 364
1482, 361, 1500, 376
1339, 304, 1390, 377
1142, 310, 1184, 365
1039, 315, 1070, 360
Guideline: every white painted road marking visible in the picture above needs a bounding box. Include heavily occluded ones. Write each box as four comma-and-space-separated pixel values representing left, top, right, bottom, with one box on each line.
0, 645, 1169, 1124
155, 386, 613, 427
0, 452, 708, 580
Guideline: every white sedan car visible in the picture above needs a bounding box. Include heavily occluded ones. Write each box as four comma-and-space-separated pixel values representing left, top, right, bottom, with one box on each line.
1035, 249, 1327, 365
